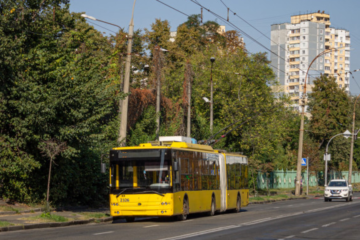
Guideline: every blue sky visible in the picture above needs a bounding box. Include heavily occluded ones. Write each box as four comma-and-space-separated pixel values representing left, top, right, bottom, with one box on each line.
69, 0, 360, 95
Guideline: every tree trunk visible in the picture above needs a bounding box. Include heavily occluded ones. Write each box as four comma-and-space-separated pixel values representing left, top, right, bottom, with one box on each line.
46, 158, 53, 212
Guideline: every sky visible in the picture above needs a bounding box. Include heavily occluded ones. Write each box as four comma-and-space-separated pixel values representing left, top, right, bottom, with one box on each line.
69, 0, 360, 95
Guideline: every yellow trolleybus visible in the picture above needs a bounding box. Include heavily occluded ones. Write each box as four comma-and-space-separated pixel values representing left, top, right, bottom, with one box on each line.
109, 136, 248, 222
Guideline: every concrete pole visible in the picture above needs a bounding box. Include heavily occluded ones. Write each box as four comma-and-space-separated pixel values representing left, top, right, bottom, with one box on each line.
210, 57, 215, 134
187, 61, 191, 138
349, 94, 360, 184
155, 47, 161, 139
118, 0, 137, 146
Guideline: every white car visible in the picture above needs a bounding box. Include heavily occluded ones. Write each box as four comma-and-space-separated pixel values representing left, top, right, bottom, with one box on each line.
324, 179, 353, 202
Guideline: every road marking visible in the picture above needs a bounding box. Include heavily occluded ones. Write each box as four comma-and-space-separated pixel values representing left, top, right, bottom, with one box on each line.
182, 220, 193, 222
159, 201, 360, 240
93, 231, 114, 235
322, 222, 335, 227
340, 218, 350, 222
274, 207, 280, 208
278, 235, 294, 240
288, 205, 293, 207
144, 225, 159, 228
354, 215, 360, 218
158, 225, 238, 240
301, 228, 318, 233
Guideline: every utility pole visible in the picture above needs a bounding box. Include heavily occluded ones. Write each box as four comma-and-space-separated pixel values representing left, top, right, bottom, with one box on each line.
210, 57, 215, 134
154, 46, 164, 139
118, 0, 137, 146
349, 94, 360, 185
185, 60, 193, 138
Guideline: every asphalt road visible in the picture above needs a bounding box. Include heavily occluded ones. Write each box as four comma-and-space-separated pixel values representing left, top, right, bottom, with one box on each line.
1, 194, 360, 240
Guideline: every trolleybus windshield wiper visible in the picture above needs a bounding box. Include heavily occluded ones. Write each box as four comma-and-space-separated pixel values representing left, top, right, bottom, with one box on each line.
141, 190, 164, 196
116, 188, 130, 198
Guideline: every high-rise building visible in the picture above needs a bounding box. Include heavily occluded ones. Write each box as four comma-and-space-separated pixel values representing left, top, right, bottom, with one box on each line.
271, 11, 350, 112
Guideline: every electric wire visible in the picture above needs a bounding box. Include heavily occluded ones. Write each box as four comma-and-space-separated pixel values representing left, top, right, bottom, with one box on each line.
156, 0, 190, 17
219, 0, 322, 77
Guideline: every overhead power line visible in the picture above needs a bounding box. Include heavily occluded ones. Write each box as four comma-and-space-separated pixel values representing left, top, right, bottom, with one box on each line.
156, 0, 190, 17
218, 0, 322, 78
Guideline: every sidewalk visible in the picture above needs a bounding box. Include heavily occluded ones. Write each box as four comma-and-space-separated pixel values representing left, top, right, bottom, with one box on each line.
0, 200, 112, 232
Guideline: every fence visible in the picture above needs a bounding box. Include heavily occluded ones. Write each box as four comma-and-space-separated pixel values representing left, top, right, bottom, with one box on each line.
257, 169, 360, 189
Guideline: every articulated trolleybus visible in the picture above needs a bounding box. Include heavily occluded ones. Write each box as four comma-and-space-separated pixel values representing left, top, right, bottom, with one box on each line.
109, 136, 249, 222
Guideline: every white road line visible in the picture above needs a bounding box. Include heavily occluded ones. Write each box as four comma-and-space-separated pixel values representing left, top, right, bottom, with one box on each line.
144, 225, 159, 228
182, 220, 193, 222
354, 215, 360, 218
158, 201, 360, 240
93, 231, 114, 235
274, 207, 280, 208
288, 205, 293, 207
322, 222, 335, 227
301, 228, 318, 233
158, 225, 238, 240
340, 218, 350, 222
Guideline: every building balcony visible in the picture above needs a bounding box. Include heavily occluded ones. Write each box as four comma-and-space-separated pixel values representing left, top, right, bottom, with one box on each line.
325, 41, 331, 46
289, 40, 300, 44
289, 33, 301, 37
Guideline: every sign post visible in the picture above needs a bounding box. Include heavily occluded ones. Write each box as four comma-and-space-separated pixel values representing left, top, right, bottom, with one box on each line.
301, 158, 307, 195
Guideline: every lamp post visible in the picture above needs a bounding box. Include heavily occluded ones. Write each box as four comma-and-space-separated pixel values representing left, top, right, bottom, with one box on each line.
349, 94, 360, 185
82, 0, 137, 147
210, 57, 215, 134
324, 130, 352, 186
295, 47, 347, 195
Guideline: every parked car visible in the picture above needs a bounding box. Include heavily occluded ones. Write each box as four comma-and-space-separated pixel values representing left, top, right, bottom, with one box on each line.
324, 179, 353, 202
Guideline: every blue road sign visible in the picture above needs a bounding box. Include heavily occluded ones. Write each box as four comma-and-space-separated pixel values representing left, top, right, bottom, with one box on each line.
301, 158, 307, 166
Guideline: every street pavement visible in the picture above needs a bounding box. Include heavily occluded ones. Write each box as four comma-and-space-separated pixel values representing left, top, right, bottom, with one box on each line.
1, 194, 360, 240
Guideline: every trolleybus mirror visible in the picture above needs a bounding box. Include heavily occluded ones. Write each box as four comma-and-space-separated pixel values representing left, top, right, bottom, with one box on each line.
101, 163, 106, 174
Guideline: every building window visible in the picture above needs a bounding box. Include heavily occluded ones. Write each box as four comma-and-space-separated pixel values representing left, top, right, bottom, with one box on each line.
303, 36, 306, 40
320, 37, 323, 41
302, 43, 305, 47
302, 57, 305, 61
320, 58, 323, 62
320, 66, 323, 70
302, 29, 305, 33
335, 43, 338, 47
302, 50, 305, 54
339, 84, 342, 88
320, 29, 323, 34
340, 57, 343, 61
340, 37, 343, 41
340, 50, 343, 54
340, 43, 343, 47
320, 44, 323, 49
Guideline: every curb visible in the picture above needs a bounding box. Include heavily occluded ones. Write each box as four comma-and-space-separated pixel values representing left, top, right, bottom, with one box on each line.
249, 197, 308, 204
0, 217, 113, 232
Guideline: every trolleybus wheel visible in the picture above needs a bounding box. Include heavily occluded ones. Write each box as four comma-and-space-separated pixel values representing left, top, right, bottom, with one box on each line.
125, 217, 135, 222
207, 197, 215, 216
177, 199, 189, 220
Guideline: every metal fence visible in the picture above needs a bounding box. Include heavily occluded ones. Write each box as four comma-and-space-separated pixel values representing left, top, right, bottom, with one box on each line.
257, 169, 360, 189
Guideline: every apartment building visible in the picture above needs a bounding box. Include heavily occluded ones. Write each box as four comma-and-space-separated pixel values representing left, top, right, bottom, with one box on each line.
271, 11, 350, 112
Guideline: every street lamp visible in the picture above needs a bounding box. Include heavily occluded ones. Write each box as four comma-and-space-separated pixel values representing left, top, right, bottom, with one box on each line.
324, 130, 352, 186
349, 94, 360, 185
295, 47, 347, 195
81, 0, 137, 147
210, 57, 215, 133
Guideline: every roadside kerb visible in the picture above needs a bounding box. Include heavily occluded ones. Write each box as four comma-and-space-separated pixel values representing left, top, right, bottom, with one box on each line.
249, 197, 308, 204
0, 217, 113, 232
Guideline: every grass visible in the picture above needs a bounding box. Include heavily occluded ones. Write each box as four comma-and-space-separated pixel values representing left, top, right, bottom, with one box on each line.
25, 213, 68, 223
79, 212, 109, 219
0, 206, 20, 213
0, 221, 14, 227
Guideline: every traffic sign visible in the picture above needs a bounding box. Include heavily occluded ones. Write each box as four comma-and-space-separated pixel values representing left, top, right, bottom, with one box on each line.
323, 153, 331, 161
301, 158, 307, 166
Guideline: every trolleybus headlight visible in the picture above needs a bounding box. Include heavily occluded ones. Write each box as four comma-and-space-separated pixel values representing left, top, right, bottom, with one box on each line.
161, 202, 164, 205
165, 202, 167, 205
